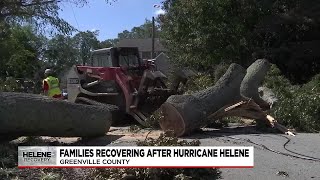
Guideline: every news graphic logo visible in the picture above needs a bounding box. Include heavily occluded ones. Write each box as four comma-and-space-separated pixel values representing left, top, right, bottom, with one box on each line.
18, 146, 254, 168
18, 147, 56, 167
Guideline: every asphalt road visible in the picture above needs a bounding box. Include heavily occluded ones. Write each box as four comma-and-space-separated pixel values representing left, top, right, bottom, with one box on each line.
185, 131, 320, 180
103, 126, 320, 180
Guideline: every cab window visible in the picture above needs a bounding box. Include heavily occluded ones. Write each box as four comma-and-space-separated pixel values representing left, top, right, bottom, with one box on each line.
92, 53, 112, 67
119, 54, 140, 67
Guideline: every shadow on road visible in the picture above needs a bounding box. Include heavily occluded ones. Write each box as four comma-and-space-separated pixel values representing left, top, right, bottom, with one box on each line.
73, 135, 125, 146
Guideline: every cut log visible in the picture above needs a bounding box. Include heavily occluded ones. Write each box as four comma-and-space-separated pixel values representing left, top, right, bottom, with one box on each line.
159, 63, 247, 136
240, 59, 271, 110
0, 92, 117, 137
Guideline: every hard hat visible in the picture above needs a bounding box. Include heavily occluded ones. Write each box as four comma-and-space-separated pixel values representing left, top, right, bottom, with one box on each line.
44, 69, 53, 74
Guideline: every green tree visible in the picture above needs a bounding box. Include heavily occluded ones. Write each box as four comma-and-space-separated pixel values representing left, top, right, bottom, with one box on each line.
0, 24, 45, 79
73, 30, 101, 65
1, 0, 77, 34
161, 0, 320, 83
0, 0, 117, 93
118, 19, 161, 39
44, 30, 101, 75
99, 39, 118, 48
44, 34, 78, 75
161, 0, 266, 69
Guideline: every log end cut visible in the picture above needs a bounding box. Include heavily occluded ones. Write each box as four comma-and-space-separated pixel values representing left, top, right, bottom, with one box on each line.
159, 102, 186, 137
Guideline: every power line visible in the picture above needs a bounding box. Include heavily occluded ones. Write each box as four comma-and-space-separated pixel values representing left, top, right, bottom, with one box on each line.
68, 3, 88, 65
69, 3, 80, 31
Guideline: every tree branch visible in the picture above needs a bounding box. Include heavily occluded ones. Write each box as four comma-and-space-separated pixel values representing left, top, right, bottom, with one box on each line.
20, 0, 58, 7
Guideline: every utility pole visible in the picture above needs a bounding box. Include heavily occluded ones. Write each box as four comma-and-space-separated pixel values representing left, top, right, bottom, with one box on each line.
152, 16, 155, 59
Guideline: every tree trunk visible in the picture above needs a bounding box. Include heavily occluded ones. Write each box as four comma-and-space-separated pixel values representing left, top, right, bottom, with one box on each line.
240, 59, 271, 110
0, 92, 115, 137
159, 63, 247, 136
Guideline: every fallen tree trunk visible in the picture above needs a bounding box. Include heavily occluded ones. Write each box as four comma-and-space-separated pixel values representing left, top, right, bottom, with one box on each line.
159, 63, 247, 136
0, 92, 116, 137
159, 59, 294, 137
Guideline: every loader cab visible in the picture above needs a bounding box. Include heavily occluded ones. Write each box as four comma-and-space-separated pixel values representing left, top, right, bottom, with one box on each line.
90, 47, 142, 68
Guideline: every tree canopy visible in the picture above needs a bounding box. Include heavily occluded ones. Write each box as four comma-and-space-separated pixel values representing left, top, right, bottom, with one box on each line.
1, 0, 319, 93
160, 0, 320, 83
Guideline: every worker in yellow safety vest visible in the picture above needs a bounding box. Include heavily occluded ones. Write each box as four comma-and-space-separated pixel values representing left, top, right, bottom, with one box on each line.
42, 69, 62, 99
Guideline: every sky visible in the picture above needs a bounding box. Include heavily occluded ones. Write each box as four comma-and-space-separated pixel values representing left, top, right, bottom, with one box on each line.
59, 0, 164, 41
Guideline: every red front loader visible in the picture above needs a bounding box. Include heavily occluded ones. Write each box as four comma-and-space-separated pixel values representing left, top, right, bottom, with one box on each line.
66, 47, 190, 126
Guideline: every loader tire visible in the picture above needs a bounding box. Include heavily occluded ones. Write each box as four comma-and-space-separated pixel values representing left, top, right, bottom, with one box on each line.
0, 92, 114, 137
